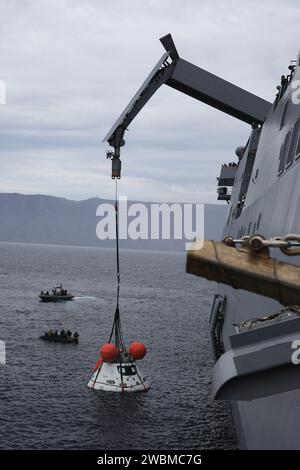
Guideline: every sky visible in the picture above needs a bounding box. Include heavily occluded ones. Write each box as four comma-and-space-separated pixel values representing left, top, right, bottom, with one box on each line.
0, 0, 299, 203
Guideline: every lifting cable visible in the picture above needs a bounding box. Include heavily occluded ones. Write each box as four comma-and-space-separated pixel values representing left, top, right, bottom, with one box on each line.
109, 178, 122, 345
109, 179, 126, 388
105, 157, 147, 391
108, 178, 125, 388
115, 178, 120, 306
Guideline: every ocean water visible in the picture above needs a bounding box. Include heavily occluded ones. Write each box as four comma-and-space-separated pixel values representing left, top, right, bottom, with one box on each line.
0, 242, 237, 450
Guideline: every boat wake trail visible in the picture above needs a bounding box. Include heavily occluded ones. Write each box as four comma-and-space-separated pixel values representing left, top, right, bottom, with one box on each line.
73, 296, 96, 301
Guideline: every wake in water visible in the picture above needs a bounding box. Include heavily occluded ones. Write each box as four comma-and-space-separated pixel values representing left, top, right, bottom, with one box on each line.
73, 296, 96, 300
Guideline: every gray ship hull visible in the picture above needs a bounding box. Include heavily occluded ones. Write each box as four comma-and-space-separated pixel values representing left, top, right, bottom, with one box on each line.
218, 286, 300, 449
214, 54, 300, 449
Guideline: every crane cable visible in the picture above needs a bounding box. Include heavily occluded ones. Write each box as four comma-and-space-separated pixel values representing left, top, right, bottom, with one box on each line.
115, 178, 120, 306
108, 173, 146, 391
109, 178, 122, 344
94, 179, 124, 387
107, 178, 125, 389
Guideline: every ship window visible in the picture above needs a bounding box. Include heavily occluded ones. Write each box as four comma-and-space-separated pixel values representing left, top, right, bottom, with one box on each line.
226, 205, 233, 226
247, 222, 251, 234
235, 128, 261, 219
257, 213, 262, 230
295, 123, 300, 160
295, 135, 300, 160
117, 365, 137, 376
278, 130, 292, 175
286, 119, 300, 167
278, 145, 286, 175
280, 101, 289, 130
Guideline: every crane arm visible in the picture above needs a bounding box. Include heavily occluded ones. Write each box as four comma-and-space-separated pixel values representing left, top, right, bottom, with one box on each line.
103, 34, 271, 177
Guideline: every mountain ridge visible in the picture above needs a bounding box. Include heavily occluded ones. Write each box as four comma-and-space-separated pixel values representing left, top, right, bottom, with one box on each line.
0, 193, 228, 252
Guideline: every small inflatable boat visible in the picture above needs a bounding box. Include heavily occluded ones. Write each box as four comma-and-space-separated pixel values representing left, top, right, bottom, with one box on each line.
40, 333, 79, 344
39, 284, 74, 302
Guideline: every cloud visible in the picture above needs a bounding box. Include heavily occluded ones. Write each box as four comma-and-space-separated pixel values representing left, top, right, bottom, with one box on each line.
0, 0, 298, 202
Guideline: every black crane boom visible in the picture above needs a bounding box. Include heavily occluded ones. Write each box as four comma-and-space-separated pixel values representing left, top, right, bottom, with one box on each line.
103, 33, 272, 176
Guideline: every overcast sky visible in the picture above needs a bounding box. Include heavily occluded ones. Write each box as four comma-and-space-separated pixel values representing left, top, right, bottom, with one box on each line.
0, 0, 299, 203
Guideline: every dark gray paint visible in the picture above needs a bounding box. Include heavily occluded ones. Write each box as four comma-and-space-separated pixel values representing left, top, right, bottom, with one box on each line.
103, 34, 271, 151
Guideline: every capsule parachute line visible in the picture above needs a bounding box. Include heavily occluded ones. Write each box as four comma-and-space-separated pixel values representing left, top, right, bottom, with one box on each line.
88, 170, 150, 393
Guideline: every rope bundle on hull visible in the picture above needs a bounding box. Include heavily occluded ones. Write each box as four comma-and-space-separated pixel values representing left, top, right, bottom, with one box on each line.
186, 239, 300, 306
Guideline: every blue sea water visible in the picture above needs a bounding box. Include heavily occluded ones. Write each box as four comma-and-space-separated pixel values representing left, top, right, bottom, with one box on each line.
0, 242, 237, 449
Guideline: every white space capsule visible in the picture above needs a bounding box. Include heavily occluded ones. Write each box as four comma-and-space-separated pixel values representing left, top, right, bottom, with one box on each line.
88, 361, 150, 392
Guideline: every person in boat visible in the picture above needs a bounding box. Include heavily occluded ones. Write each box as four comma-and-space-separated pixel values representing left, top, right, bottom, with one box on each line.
41, 290, 44, 295
66, 330, 72, 337
73, 332, 79, 339
46, 291, 49, 295
54, 330, 58, 336
47, 329, 54, 336
60, 329, 66, 337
